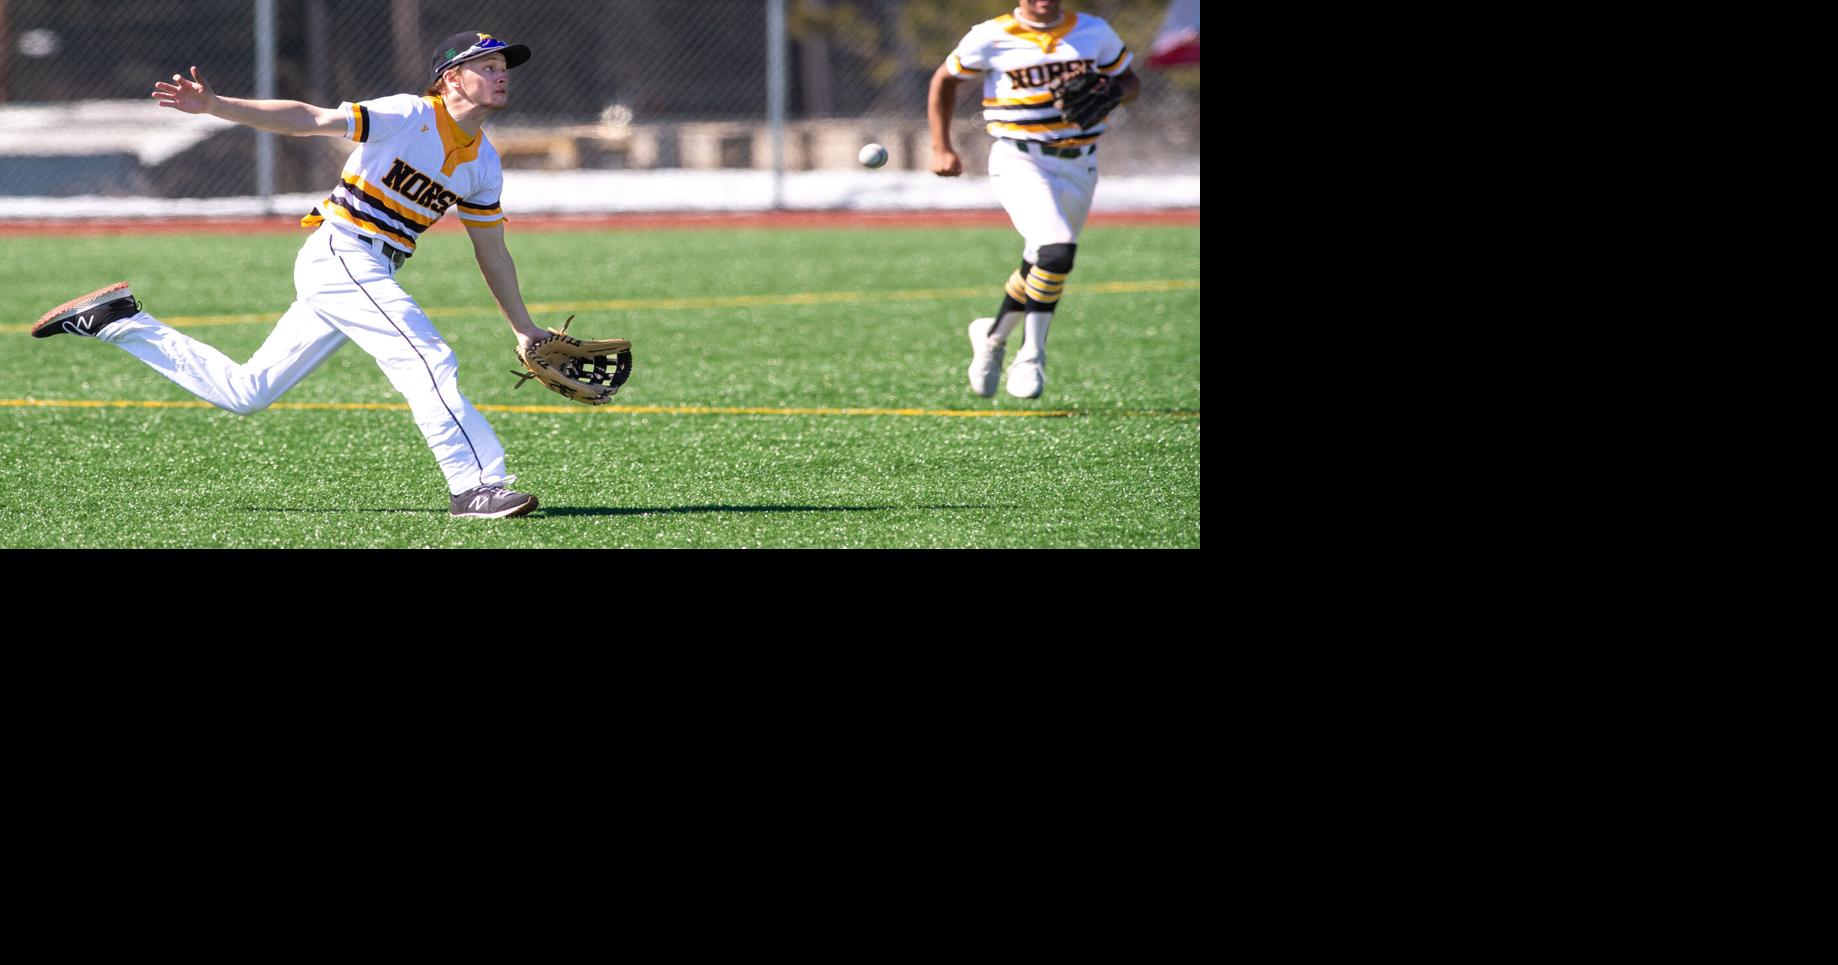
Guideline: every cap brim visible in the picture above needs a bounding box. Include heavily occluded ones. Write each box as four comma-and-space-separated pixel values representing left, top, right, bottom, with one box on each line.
443, 44, 531, 76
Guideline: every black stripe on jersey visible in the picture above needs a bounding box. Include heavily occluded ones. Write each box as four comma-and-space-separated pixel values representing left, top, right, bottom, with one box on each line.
984, 111, 1085, 127
331, 188, 421, 240
1100, 46, 1129, 71
985, 109, 1067, 121
990, 128, 1107, 147
456, 199, 501, 214
353, 104, 369, 142
338, 182, 434, 232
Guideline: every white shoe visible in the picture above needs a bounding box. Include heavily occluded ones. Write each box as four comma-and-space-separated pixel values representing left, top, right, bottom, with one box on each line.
1006, 355, 1045, 399
967, 317, 1006, 397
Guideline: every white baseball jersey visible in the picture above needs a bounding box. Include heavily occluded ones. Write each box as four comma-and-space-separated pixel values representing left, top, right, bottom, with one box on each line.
946, 12, 1132, 147
301, 93, 506, 256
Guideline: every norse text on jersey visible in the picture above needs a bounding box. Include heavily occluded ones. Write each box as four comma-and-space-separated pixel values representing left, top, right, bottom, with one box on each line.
1005, 60, 1095, 90
381, 158, 461, 214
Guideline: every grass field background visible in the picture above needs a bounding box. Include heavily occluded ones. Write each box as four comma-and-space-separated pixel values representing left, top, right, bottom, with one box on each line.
0, 221, 1200, 548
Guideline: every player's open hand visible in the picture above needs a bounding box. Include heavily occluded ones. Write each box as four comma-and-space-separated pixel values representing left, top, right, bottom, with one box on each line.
152, 66, 216, 115
931, 147, 963, 178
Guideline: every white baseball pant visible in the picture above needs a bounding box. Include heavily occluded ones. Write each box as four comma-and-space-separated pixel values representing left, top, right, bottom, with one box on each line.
988, 139, 1099, 260
98, 225, 511, 495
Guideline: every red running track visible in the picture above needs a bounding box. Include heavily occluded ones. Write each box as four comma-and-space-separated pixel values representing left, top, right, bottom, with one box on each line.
0, 208, 1198, 237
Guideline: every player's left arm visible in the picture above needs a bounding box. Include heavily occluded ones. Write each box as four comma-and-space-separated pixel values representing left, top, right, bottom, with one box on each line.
1094, 23, 1141, 109
1113, 68, 1142, 106
466, 223, 551, 352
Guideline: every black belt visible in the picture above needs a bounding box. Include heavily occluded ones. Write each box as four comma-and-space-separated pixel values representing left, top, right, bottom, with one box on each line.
1009, 139, 1096, 159
364, 236, 410, 269
307, 207, 412, 269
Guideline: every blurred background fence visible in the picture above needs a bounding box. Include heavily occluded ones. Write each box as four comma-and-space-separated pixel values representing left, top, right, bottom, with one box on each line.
0, 0, 1200, 210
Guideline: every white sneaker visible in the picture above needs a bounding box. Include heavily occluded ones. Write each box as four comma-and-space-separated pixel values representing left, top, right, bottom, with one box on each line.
1006, 355, 1045, 399
967, 317, 1006, 397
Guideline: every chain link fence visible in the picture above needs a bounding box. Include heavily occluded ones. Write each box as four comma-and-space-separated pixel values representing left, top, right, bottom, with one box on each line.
1, 0, 1200, 202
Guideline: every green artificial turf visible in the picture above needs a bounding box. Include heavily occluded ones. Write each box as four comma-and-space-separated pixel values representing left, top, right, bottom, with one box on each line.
0, 224, 1199, 548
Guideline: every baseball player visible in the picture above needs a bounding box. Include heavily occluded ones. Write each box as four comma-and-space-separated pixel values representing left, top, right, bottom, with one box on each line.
31, 32, 551, 519
929, 0, 1139, 399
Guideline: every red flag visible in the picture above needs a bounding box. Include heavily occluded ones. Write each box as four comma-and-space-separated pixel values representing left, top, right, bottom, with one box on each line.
1148, 0, 1200, 67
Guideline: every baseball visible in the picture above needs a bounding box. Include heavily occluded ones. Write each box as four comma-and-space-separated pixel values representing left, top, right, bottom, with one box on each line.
858, 143, 888, 169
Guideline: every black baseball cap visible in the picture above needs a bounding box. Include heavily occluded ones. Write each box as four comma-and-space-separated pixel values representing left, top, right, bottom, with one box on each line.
431, 32, 531, 83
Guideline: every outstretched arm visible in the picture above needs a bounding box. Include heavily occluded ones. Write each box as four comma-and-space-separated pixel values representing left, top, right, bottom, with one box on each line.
152, 66, 345, 137
466, 224, 553, 354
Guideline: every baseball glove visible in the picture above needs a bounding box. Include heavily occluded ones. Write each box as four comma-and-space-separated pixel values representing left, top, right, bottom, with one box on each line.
1048, 70, 1124, 130
511, 315, 633, 405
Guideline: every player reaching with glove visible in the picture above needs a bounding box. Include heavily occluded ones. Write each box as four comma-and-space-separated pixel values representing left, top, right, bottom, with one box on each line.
30, 32, 564, 518
929, 0, 1139, 399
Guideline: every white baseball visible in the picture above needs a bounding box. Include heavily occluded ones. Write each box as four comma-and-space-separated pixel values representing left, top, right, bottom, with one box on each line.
858, 143, 889, 169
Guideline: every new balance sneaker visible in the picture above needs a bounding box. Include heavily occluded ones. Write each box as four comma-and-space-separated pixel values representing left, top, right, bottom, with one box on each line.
1006, 355, 1045, 399
33, 282, 140, 339
967, 317, 1007, 398
450, 484, 539, 519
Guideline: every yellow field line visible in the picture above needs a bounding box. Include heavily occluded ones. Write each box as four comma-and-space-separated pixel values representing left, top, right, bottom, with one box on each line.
2, 279, 1198, 333
508, 279, 1198, 318
0, 398, 1198, 419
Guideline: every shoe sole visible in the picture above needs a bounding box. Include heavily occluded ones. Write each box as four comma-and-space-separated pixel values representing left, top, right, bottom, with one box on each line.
33, 282, 133, 338
452, 495, 539, 519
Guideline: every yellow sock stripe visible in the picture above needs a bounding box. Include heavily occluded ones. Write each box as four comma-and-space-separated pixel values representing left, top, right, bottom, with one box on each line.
1025, 266, 1067, 302
1005, 271, 1029, 301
